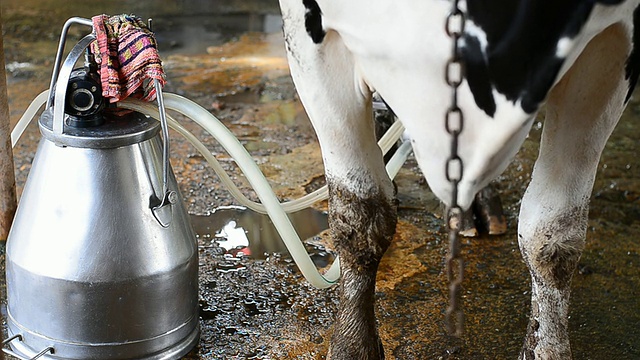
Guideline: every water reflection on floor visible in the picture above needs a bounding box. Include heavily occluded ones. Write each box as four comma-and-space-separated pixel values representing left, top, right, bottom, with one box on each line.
190, 206, 333, 268
2, 1, 639, 359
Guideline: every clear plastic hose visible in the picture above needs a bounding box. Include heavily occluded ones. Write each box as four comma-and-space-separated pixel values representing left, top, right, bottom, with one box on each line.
11, 90, 408, 214
121, 95, 342, 288
120, 95, 412, 288
11, 90, 49, 148
119, 97, 410, 213
12, 90, 412, 288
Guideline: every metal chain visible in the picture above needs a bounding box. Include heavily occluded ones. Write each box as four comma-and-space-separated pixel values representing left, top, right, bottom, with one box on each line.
444, 0, 466, 338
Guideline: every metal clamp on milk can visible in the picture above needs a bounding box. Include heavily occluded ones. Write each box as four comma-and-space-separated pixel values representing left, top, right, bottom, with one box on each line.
4, 17, 199, 360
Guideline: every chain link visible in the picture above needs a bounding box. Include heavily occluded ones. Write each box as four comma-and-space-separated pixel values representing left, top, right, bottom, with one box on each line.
444, 0, 466, 338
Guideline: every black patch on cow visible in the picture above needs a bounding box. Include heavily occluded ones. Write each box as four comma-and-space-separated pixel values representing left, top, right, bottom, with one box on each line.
462, 36, 497, 117
625, 5, 640, 102
303, 0, 325, 44
463, 0, 625, 116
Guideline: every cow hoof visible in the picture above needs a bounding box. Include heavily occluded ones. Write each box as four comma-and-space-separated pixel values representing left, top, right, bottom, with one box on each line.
446, 183, 506, 237
327, 346, 385, 360
519, 345, 572, 360
456, 206, 479, 237
327, 333, 385, 360
473, 184, 507, 235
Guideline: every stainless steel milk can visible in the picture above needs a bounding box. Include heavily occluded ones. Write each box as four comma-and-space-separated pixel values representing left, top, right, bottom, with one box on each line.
4, 19, 199, 360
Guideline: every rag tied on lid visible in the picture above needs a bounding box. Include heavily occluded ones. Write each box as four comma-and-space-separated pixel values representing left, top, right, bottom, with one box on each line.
90, 14, 165, 103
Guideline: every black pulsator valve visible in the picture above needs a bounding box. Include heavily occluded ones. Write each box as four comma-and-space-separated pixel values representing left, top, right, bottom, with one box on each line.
64, 52, 106, 127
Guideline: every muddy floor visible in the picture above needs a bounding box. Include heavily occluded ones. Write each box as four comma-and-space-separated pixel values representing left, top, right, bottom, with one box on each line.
1, 1, 639, 359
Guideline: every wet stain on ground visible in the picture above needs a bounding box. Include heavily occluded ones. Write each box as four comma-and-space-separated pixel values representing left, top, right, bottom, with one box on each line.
1, 1, 639, 359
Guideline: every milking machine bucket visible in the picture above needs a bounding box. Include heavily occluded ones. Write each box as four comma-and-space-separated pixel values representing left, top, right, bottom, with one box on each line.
4, 18, 199, 360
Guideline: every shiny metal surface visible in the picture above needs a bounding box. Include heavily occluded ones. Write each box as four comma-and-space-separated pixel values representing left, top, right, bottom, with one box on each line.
151, 80, 176, 228
47, 17, 93, 109
6, 124, 199, 359
39, 108, 161, 149
52, 33, 95, 139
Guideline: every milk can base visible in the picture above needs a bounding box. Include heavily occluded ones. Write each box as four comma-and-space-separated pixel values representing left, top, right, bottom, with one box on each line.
5, 313, 200, 360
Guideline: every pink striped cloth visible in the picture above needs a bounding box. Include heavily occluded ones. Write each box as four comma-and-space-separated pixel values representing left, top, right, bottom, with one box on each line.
90, 14, 165, 103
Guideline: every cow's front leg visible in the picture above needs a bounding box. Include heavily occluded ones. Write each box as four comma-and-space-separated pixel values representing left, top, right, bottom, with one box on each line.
518, 23, 631, 360
327, 175, 396, 359
279, 1, 395, 356
519, 204, 586, 360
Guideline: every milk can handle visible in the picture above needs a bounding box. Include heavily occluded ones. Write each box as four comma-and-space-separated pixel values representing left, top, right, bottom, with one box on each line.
51, 33, 96, 138
47, 17, 95, 138
151, 78, 178, 228
47, 17, 175, 227
2, 334, 55, 360
47, 17, 94, 109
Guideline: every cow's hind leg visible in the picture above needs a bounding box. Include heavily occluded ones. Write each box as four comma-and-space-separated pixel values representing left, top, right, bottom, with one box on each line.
518, 23, 633, 360
281, 2, 395, 358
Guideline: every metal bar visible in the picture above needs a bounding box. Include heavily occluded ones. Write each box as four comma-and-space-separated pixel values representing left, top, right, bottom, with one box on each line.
2, 333, 54, 360
1, 334, 22, 360
150, 79, 177, 228
1, 334, 22, 346
47, 17, 93, 108
0, 5, 18, 251
52, 34, 96, 138
29, 346, 55, 360
155, 79, 170, 196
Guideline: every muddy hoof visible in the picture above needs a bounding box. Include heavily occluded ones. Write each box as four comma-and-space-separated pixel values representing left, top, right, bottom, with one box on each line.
473, 184, 507, 235
457, 206, 479, 237
327, 339, 385, 360
445, 183, 507, 237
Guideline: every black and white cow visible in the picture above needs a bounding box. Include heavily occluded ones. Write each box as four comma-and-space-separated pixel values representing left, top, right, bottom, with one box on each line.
278, 0, 640, 358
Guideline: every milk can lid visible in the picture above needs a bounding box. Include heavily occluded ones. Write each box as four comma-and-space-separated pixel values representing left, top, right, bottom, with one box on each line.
39, 108, 160, 149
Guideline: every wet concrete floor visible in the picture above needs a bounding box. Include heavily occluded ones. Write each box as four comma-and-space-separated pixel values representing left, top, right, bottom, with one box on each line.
1, 1, 639, 359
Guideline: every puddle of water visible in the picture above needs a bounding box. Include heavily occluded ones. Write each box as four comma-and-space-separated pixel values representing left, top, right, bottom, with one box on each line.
190, 206, 333, 268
